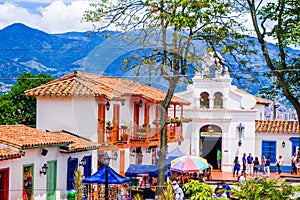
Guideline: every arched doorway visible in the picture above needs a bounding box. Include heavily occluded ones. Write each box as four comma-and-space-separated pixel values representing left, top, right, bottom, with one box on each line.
199, 125, 222, 170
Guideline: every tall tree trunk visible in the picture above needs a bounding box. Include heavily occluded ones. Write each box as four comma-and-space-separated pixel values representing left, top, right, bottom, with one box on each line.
156, 79, 178, 196
248, 0, 300, 153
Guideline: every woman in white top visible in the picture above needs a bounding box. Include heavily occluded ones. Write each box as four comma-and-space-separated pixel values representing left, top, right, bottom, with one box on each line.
276, 155, 284, 174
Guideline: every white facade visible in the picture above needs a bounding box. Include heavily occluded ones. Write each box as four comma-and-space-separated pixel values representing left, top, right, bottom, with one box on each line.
37, 96, 98, 141
174, 72, 266, 172
36, 95, 160, 172
0, 147, 90, 200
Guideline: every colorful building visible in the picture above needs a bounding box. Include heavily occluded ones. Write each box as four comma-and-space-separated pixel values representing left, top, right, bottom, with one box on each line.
25, 71, 190, 176
0, 124, 99, 200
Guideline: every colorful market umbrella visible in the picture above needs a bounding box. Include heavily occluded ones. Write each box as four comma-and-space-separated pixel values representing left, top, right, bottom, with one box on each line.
170, 155, 209, 173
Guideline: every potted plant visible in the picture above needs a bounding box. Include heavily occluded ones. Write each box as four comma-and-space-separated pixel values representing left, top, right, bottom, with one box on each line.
121, 133, 129, 142
120, 120, 133, 129
106, 121, 113, 130
166, 117, 171, 124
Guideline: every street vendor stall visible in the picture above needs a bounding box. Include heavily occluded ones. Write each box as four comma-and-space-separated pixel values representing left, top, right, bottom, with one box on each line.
82, 165, 131, 199
125, 164, 169, 199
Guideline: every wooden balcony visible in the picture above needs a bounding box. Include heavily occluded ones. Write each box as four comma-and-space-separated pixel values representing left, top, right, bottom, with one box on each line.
130, 125, 160, 147
167, 125, 184, 143
98, 124, 183, 148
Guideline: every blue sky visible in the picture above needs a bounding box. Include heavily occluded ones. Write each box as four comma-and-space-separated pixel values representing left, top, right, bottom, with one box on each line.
0, 0, 94, 33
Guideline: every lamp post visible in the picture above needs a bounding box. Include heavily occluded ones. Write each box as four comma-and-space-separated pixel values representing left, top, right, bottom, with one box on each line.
103, 152, 118, 200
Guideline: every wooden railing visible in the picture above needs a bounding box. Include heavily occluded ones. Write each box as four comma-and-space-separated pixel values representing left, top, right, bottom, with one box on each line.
100, 124, 183, 146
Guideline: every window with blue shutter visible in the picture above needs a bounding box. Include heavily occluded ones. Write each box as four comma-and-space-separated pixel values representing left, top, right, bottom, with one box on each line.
67, 157, 78, 190
83, 155, 92, 177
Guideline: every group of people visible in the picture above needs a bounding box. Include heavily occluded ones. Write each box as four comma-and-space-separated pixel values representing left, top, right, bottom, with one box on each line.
213, 180, 231, 199
232, 153, 284, 180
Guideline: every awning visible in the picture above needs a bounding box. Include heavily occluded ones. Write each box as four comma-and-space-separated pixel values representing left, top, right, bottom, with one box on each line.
83, 165, 131, 184
125, 164, 169, 177
166, 147, 185, 165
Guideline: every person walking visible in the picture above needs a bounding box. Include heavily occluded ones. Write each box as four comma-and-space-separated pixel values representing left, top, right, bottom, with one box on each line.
217, 148, 221, 170
253, 157, 260, 177
291, 152, 297, 174
264, 156, 271, 178
247, 153, 254, 176
143, 184, 155, 200
242, 153, 247, 173
233, 156, 240, 177
172, 181, 184, 200
276, 155, 284, 174
262, 156, 267, 177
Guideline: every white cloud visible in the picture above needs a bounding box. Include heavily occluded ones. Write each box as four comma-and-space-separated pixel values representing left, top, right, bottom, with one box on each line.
0, 1, 95, 33
38, 1, 92, 33
0, 2, 42, 30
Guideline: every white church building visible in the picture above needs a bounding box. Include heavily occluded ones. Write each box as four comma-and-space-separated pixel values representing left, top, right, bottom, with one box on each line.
171, 53, 272, 172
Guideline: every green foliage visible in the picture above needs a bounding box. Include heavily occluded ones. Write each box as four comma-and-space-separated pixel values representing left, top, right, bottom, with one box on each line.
83, 0, 252, 81
183, 180, 214, 200
132, 193, 143, 200
73, 168, 85, 200
247, 0, 300, 121
232, 178, 300, 200
161, 181, 174, 200
83, 0, 253, 196
0, 72, 53, 126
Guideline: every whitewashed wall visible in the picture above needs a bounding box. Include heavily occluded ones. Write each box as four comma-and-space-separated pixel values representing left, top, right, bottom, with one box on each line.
175, 74, 260, 172
0, 147, 92, 200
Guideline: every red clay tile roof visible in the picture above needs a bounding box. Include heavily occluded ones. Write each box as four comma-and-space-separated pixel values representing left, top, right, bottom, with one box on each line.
0, 125, 100, 153
25, 72, 190, 105
0, 125, 72, 149
235, 89, 269, 105
0, 148, 22, 161
255, 120, 299, 134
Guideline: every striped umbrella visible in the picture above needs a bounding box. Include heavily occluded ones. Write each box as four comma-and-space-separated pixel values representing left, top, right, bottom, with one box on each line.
170, 155, 209, 173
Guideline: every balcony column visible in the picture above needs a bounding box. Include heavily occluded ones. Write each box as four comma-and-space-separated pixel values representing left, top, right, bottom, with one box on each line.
209, 97, 214, 109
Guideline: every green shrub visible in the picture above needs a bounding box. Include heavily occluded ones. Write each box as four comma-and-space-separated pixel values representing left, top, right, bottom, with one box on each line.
232, 178, 300, 200
183, 180, 215, 200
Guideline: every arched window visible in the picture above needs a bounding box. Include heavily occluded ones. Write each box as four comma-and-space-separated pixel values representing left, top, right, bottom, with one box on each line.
200, 92, 209, 108
214, 92, 223, 108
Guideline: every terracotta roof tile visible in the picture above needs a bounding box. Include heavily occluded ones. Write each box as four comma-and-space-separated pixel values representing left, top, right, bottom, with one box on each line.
25, 72, 190, 105
235, 89, 269, 105
0, 125, 73, 149
0, 125, 100, 154
255, 120, 299, 134
0, 148, 22, 160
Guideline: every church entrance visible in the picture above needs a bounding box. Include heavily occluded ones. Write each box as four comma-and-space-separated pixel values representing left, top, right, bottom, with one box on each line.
200, 125, 222, 170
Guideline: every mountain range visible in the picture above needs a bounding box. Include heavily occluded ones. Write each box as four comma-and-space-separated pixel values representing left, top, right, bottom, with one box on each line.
0, 23, 299, 111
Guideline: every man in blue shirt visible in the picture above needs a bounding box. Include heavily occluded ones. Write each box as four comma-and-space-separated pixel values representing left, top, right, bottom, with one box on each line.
221, 180, 231, 199
247, 153, 254, 176
242, 153, 247, 174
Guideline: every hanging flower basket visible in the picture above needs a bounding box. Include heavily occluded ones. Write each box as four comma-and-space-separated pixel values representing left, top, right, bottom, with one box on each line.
121, 125, 128, 130
181, 117, 192, 123
166, 118, 171, 124
121, 133, 128, 142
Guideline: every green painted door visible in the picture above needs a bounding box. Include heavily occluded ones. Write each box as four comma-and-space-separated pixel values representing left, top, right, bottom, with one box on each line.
46, 161, 57, 200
